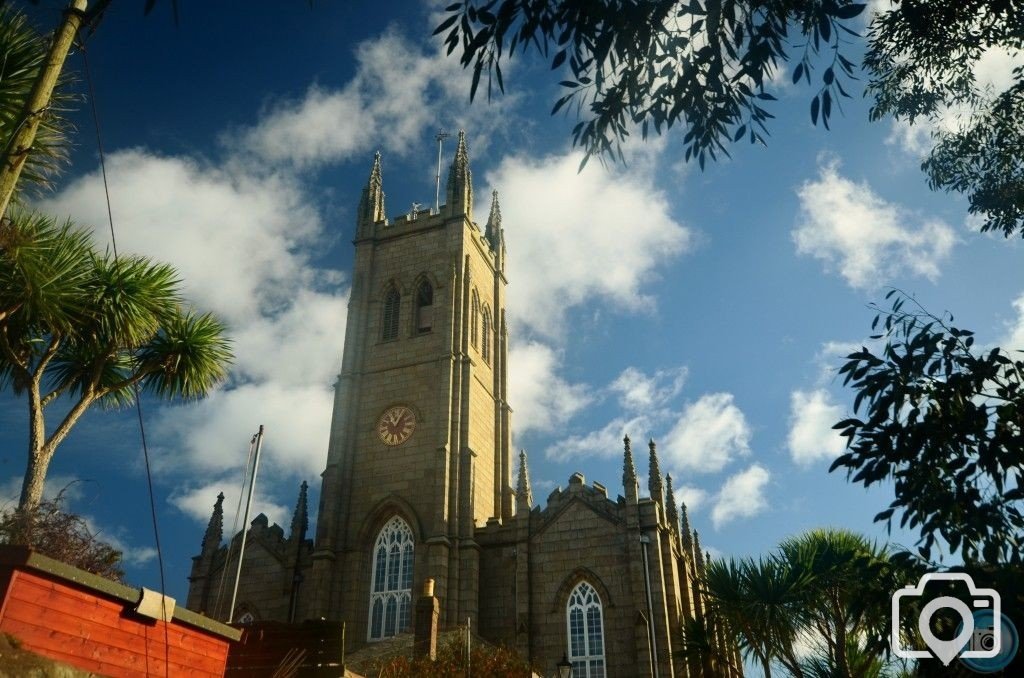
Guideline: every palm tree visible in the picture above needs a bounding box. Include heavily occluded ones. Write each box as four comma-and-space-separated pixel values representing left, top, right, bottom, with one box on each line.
703, 554, 811, 677
778, 529, 898, 677
678, 611, 747, 677
0, 211, 233, 509
702, 529, 914, 678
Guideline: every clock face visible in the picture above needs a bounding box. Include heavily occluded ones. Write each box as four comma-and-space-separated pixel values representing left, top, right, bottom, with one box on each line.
377, 406, 416, 446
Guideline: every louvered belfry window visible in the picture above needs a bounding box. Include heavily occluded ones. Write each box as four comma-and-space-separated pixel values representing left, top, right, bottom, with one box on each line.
382, 286, 400, 341
415, 280, 433, 334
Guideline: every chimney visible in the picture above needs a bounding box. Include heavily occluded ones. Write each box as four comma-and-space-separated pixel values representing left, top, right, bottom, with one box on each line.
414, 578, 440, 660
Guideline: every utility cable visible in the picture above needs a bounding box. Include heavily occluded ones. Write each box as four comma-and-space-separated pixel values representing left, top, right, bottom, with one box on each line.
82, 43, 170, 677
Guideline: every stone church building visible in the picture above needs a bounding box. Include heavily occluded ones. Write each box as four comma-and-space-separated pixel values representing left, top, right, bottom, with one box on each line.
187, 132, 741, 677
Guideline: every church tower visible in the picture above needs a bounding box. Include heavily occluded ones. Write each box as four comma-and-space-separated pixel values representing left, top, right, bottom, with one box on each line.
308, 132, 514, 640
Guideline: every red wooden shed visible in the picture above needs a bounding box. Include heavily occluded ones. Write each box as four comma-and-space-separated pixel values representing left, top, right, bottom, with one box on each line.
0, 546, 240, 676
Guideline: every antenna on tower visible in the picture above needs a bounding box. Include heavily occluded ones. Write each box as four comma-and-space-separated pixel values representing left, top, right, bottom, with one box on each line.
434, 129, 450, 213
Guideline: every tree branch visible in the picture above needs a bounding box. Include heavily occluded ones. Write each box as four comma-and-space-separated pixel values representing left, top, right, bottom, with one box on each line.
32, 333, 62, 387
96, 360, 158, 401
40, 381, 72, 408
43, 388, 96, 455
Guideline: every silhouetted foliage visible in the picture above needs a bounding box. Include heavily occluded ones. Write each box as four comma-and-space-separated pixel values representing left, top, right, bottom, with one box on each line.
866, 1, 1024, 237
440, 1, 1024, 236
702, 529, 919, 677
832, 290, 1024, 564
0, 487, 124, 582
437, 0, 865, 169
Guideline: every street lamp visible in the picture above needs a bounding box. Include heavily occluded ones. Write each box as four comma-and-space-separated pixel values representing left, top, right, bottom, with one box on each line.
557, 653, 573, 678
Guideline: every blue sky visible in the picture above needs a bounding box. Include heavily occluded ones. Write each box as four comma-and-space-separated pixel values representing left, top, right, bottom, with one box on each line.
2, 0, 1021, 603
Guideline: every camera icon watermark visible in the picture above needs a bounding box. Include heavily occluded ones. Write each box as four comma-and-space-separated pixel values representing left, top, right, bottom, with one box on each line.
892, 572, 1019, 671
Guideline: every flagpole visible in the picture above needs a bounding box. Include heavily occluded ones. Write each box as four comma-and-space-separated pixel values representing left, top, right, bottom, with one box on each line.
229, 424, 264, 623
434, 129, 449, 213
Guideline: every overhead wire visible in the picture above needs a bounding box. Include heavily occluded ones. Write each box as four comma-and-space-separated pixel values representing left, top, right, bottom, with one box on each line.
80, 41, 170, 677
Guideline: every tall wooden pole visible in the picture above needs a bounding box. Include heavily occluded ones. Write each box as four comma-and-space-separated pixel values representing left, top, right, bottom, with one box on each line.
229, 425, 265, 623
0, 0, 88, 219
434, 130, 449, 213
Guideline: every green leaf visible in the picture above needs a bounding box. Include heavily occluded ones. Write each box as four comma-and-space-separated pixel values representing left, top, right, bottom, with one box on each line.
433, 14, 459, 36
831, 3, 866, 20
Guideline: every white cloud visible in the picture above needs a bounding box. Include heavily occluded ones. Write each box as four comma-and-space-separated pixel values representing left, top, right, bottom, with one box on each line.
486, 150, 693, 339
37, 148, 346, 485
662, 393, 752, 473
1003, 293, 1024, 351
609, 366, 688, 412
231, 288, 348, 387
509, 341, 593, 435
885, 121, 934, 157
711, 464, 770, 528
816, 340, 861, 379
546, 415, 652, 462
865, 0, 893, 20
82, 519, 159, 567
545, 365, 691, 468
677, 485, 707, 513
170, 480, 291, 533
151, 382, 331, 478
787, 389, 846, 466
37, 150, 329, 328
794, 159, 957, 289
233, 29, 518, 170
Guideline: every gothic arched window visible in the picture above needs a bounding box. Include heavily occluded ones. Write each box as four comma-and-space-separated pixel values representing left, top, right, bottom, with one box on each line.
382, 285, 400, 341
566, 581, 606, 678
415, 280, 433, 334
368, 516, 414, 641
482, 306, 491, 364
470, 291, 480, 348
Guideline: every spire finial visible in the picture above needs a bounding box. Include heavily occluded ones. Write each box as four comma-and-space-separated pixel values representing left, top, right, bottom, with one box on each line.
357, 151, 386, 229
693, 530, 706, 575
202, 492, 224, 554
370, 150, 382, 184
517, 450, 534, 512
289, 481, 309, 542
623, 435, 638, 503
446, 130, 473, 217
648, 438, 664, 509
665, 473, 680, 538
485, 190, 502, 239
680, 501, 693, 549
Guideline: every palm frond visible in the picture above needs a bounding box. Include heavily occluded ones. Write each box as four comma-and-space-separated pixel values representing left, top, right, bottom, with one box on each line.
0, 209, 93, 333
83, 253, 180, 347
137, 308, 232, 399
